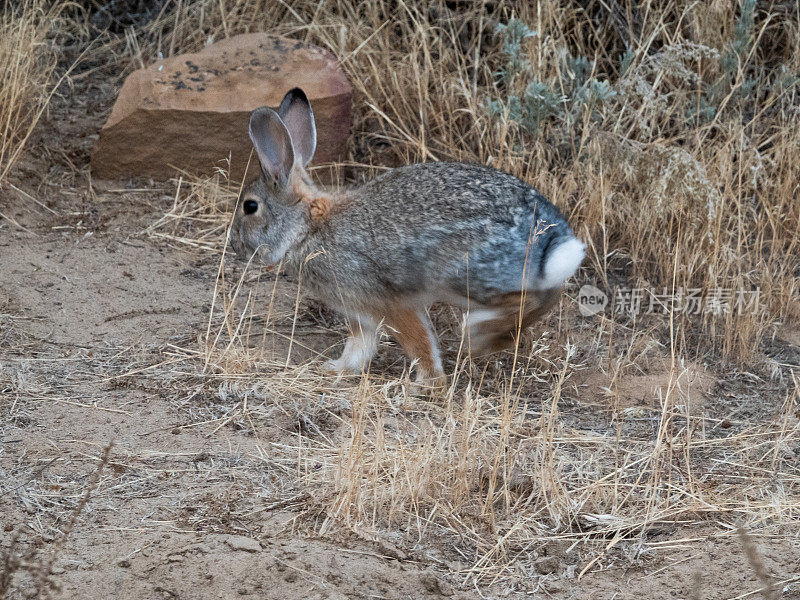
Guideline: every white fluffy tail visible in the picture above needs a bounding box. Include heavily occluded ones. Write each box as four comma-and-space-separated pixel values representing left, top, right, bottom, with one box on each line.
540, 237, 585, 289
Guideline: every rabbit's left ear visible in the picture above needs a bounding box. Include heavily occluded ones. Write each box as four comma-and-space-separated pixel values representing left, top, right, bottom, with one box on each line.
278, 88, 316, 167
249, 107, 295, 187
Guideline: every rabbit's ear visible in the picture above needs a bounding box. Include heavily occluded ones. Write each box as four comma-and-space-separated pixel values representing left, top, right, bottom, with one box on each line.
278, 88, 316, 167
249, 107, 295, 186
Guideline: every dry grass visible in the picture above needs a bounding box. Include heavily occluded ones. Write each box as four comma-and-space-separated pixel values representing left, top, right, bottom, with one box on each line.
181, 266, 800, 584
0, 1, 62, 186
118, 0, 800, 584
145, 168, 238, 252
0, 443, 111, 599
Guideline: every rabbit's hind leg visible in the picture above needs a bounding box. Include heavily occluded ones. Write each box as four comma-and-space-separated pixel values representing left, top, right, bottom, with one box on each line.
383, 305, 446, 390
325, 314, 379, 375
467, 289, 560, 355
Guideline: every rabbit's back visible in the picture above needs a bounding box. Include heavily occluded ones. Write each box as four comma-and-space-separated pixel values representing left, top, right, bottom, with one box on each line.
302, 162, 581, 307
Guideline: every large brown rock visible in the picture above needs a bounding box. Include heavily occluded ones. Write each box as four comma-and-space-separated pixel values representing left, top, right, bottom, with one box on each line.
91, 34, 351, 181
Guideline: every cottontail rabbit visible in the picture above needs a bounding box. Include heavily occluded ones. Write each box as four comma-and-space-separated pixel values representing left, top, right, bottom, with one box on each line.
229, 88, 584, 388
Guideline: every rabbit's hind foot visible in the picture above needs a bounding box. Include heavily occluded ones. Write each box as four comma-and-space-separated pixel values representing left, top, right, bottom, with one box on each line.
466, 289, 560, 355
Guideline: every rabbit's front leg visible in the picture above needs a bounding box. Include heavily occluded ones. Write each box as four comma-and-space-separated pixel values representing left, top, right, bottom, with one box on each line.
325, 315, 378, 375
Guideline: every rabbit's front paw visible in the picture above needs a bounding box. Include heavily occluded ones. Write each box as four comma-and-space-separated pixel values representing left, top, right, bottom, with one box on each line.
322, 359, 341, 374
323, 358, 356, 375
323, 349, 374, 376
324, 327, 379, 376
409, 371, 447, 396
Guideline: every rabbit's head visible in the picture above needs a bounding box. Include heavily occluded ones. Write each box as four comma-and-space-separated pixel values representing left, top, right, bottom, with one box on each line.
229, 88, 324, 265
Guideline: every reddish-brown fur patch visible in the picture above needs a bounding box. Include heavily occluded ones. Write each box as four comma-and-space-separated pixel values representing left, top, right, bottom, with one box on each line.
291, 169, 334, 224
308, 196, 333, 222
382, 307, 436, 375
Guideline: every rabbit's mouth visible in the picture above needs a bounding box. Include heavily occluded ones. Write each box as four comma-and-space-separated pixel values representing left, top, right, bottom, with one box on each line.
227, 222, 255, 258
227, 229, 256, 262
228, 234, 276, 269
227, 233, 246, 258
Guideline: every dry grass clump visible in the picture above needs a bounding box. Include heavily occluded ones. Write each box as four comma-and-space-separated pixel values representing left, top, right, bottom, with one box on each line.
165, 261, 800, 586
145, 168, 238, 251
115, 0, 800, 586
0, 0, 63, 185
0, 445, 111, 599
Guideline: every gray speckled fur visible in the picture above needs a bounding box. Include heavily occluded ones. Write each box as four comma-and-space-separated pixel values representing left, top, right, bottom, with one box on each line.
231, 92, 584, 382
236, 162, 578, 313
232, 163, 573, 310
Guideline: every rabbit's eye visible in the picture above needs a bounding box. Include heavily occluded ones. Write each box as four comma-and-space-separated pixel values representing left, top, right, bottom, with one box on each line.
243, 200, 259, 215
